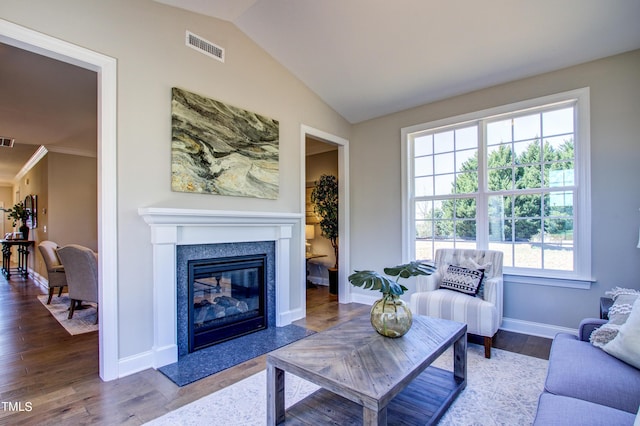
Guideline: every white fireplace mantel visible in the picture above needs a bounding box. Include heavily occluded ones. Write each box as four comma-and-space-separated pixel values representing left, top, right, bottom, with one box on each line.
138, 207, 304, 368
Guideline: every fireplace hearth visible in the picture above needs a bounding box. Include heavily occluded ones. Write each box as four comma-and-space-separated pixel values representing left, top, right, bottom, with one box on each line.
188, 254, 267, 352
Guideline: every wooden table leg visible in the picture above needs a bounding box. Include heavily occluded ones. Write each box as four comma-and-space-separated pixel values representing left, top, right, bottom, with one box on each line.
363, 405, 387, 425
453, 331, 467, 384
267, 363, 285, 425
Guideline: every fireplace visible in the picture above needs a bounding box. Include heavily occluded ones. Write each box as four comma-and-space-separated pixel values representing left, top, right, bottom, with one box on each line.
176, 240, 276, 357
138, 207, 302, 369
188, 254, 267, 352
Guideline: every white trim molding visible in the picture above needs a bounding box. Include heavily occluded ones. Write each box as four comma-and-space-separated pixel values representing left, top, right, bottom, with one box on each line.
501, 317, 577, 339
401, 88, 592, 282
300, 125, 351, 312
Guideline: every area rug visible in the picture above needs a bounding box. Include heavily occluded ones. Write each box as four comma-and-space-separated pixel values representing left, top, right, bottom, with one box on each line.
37, 294, 98, 335
158, 324, 315, 387
147, 344, 548, 425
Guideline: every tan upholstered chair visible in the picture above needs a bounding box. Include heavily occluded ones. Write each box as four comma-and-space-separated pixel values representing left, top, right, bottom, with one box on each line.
56, 244, 98, 323
37, 241, 67, 304
410, 248, 503, 358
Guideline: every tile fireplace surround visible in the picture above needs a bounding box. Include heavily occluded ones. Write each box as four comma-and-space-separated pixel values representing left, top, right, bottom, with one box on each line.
138, 207, 304, 369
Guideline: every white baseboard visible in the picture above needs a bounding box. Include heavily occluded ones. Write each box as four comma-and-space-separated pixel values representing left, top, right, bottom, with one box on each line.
350, 292, 379, 306
281, 307, 303, 325
500, 317, 577, 339
30, 270, 48, 290
118, 350, 155, 378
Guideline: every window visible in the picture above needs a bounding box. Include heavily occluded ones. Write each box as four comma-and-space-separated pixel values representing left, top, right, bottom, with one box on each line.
402, 88, 591, 282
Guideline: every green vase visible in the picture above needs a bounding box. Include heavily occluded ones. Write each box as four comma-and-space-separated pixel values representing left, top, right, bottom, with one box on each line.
370, 294, 413, 338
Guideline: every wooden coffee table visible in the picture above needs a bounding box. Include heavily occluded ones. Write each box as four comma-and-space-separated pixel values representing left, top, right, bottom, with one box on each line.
267, 314, 467, 425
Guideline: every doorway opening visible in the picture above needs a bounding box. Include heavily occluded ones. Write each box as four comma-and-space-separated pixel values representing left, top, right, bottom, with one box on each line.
300, 125, 349, 318
0, 19, 118, 380
305, 137, 338, 292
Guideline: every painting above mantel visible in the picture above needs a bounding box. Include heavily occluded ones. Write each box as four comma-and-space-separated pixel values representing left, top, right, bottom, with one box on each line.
171, 87, 279, 199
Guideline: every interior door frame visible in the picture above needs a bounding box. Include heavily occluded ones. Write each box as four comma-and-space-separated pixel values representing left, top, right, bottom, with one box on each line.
0, 19, 119, 381
300, 125, 350, 313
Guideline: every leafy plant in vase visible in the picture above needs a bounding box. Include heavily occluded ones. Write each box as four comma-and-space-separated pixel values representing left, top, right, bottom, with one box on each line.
348, 261, 436, 337
5, 201, 32, 240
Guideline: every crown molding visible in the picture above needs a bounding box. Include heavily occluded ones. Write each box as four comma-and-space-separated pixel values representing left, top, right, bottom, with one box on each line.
14, 145, 48, 183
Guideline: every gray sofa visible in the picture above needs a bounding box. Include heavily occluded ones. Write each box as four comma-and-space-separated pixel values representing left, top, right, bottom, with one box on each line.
533, 318, 640, 425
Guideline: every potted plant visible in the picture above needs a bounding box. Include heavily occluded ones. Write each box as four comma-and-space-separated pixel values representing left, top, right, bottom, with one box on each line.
5, 201, 32, 240
310, 174, 339, 294
348, 261, 436, 337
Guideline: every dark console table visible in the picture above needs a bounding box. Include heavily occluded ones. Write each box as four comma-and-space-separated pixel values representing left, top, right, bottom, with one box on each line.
1, 240, 34, 279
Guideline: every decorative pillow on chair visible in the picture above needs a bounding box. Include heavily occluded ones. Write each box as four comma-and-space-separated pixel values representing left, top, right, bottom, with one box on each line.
590, 287, 640, 348
460, 258, 491, 298
440, 265, 484, 296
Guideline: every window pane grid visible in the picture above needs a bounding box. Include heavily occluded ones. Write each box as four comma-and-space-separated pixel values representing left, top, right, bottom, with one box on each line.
410, 99, 580, 273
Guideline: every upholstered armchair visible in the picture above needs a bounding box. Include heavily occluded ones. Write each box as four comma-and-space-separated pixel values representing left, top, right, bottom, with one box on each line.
38, 241, 67, 304
409, 248, 503, 358
56, 244, 98, 323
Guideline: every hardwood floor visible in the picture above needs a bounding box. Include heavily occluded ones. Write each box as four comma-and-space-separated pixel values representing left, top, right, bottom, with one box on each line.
0, 276, 551, 425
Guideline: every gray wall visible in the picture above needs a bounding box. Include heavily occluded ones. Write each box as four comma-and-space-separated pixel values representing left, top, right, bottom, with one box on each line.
351, 49, 640, 330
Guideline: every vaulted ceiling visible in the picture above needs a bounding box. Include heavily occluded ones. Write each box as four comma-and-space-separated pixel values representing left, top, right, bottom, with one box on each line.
1, 1, 639, 183
157, 0, 640, 123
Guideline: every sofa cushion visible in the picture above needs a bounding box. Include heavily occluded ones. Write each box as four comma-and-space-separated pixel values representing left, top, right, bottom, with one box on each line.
544, 333, 640, 414
533, 393, 636, 426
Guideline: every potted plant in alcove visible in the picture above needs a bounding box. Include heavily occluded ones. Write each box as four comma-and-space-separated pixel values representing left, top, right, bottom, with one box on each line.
311, 174, 339, 294
5, 201, 32, 240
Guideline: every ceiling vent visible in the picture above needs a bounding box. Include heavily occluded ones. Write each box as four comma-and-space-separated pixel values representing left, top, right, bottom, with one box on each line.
186, 31, 225, 63
0, 137, 15, 148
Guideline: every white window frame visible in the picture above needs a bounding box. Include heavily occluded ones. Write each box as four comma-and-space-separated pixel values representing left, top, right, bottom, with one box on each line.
401, 88, 592, 287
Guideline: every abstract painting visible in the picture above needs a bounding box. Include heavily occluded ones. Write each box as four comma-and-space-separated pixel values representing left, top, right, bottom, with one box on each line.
171, 87, 279, 199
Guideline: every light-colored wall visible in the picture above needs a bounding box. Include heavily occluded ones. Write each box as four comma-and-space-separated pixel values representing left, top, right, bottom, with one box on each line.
16, 155, 47, 275
0, 185, 14, 236
305, 149, 338, 281
47, 153, 97, 251
6, 153, 96, 279
351, 49, 640, 330
1, 0, 351, 360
